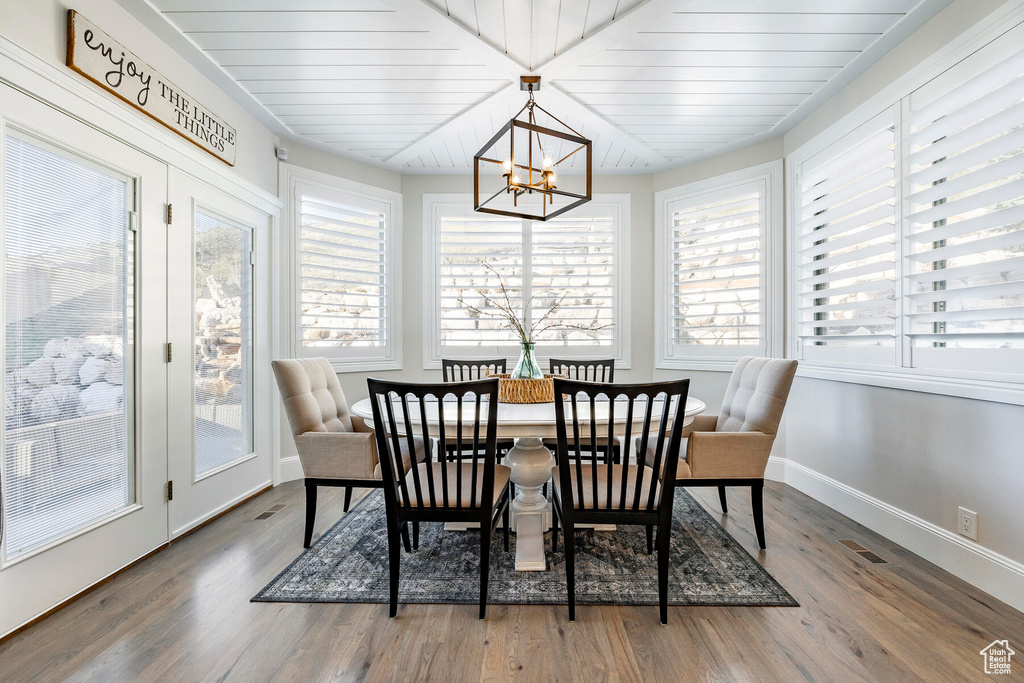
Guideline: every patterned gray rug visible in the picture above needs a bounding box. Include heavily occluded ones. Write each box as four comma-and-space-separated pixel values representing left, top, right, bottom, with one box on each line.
253, 489, 797, 607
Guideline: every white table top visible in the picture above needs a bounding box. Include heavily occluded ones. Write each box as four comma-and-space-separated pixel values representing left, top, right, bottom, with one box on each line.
351, 395, 706, 439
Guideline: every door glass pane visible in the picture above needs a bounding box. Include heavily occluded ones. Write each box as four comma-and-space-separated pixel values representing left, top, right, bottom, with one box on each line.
194, 210, 252, 477
3, 133, 134, 556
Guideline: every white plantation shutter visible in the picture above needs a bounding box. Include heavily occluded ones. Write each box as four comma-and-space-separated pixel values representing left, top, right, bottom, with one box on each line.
435, 204, 524, 348
905, 45, 1024, 374
795, 108, 898, 365
296, 182, 397, 366
531, 211, 616, 347
428, 197, 626, 364
666, 179, 766, 358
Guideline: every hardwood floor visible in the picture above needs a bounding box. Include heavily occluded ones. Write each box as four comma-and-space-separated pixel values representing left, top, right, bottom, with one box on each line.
1, 480, 1021, 682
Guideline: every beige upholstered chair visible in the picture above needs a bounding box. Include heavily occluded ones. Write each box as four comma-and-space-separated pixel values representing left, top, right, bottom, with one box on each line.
272, 358, 425, 547
640, 357, 797, 549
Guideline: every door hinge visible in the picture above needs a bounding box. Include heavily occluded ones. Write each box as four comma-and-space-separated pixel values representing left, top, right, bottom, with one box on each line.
249, 250, 256, 266
167, 480, 174, 501
128, 210, 138, 232
166, 203, 173, 225
165, 342, 173, 363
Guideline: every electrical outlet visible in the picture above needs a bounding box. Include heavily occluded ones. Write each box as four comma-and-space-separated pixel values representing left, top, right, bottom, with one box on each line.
958, 507, 978, 541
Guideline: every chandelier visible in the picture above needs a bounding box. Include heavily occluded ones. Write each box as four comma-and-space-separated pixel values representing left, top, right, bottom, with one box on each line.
474, 76, 592, 221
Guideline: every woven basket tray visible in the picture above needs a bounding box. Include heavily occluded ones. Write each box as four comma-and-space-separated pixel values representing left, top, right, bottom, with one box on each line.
491, 373, 557, 404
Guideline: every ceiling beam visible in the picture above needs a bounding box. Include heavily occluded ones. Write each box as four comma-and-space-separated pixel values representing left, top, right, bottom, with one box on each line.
385, 83, 520, 167
542, 86, 670, 168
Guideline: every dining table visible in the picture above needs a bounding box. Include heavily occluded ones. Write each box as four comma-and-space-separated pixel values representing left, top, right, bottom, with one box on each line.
350, 394, 707, 571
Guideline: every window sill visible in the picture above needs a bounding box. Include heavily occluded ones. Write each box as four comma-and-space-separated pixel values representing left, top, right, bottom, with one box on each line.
327, 358, 402, 374
795, 362, 1024, 407
655, 356, 749, 373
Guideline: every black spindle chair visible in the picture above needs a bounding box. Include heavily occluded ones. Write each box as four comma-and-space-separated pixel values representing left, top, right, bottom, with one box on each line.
544, 358, 620, 498
442, 358, 506, 381
367, 377, 511, 620
548, 358, 615, 383
550, 377, 689, 625
441, 358, 515, 473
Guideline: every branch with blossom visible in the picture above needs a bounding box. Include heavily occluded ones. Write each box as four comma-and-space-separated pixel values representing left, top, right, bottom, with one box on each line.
457, 262, 613, 343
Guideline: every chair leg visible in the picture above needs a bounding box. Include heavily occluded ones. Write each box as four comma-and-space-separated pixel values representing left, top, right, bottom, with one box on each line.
479, 520, 492, 620
718, 486, 728, 514
565, 517, 576, 622
412, 521, 419, 550
386, 516, 402, 618
343, 486, 353, 513
401, 522, 412, 553
646, 525, 654, 555
502, 500, 510, 552
551, 501, 559, 552
303, 481, 317, 548
542, 483, 547, 499
656, 518, 671, 625
752, 483, 766, 549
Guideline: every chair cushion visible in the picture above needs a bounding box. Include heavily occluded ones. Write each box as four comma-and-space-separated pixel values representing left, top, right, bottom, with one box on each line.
400, 462, 511, 508
634, 436, 691, 480
551, 464, 660, 509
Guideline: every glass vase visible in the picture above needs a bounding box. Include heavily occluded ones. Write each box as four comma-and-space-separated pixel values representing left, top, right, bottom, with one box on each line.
511, 341, 543, 380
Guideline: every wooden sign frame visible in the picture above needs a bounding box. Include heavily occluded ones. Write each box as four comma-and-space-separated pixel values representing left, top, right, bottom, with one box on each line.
66, 9, 237, 166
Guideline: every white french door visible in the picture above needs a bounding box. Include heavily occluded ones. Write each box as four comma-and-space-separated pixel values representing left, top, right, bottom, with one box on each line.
166, 170, 272, 538
0, 85, 169, 637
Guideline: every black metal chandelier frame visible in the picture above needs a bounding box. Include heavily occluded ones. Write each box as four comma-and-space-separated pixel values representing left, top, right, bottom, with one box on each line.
473, 81, 592, 222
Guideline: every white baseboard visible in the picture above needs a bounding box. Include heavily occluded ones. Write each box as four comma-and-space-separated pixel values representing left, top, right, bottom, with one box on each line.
780, 457, 1024, 614
280, 456, 304, 483
171, 481, 272, 540
765, 455, 787, 483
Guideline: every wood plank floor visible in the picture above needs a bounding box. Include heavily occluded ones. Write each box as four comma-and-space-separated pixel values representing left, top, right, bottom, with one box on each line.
1, 480, 1021, 682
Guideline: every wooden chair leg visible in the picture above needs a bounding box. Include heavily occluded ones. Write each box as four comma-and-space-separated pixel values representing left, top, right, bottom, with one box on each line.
401, 523, 412, 553
412, 521, 419, 550
343, 487, 353, 513
551, 502, 559, 552
656, 518, 672, 625
646, 525, 654, 555
479, 520, 492, 620
565, 517, 576, 622
303, 481, 317, 548
386, 517, 402, 618
752, 483, 766, 549
718, 486, 728, 514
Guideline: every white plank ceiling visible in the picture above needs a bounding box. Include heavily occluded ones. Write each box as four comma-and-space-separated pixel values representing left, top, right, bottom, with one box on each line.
140, 0, 951, 173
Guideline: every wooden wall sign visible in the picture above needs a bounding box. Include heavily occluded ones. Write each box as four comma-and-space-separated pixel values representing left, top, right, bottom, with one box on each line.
66, 9, 237, 166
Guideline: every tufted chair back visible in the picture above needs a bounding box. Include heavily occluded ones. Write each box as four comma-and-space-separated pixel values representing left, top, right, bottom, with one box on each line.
716, 357, 798, 435
272, 358, 353, 436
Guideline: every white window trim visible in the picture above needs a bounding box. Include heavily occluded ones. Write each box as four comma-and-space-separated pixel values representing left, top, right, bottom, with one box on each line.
654, 161, 783, 372
280, 163, 402, 373
422, 193, 631, 370
784, 12, 1024, 406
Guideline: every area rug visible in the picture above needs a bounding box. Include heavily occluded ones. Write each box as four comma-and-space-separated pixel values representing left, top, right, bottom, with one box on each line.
252, 490, 797, 607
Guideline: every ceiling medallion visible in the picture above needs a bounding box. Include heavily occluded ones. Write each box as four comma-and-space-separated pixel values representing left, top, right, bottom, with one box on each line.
474, 76, 592, 221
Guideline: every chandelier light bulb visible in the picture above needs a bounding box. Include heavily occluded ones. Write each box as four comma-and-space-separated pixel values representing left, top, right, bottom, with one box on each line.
503, 158, 513, 173
511, 173, 521, 185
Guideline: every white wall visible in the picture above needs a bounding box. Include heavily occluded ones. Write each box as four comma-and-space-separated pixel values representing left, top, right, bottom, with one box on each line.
0, 0, 280, 193
777, 0, 1024, 608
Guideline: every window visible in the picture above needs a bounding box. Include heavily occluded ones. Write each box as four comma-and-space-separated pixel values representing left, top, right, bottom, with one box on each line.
905, 45, 1024, 376
655, 163, 780, 369
425, 195, 629, 367
290, 173, 401, 371
794, 108, 898, 366
3, 131, 135, 556
787, 26, 1024, 395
